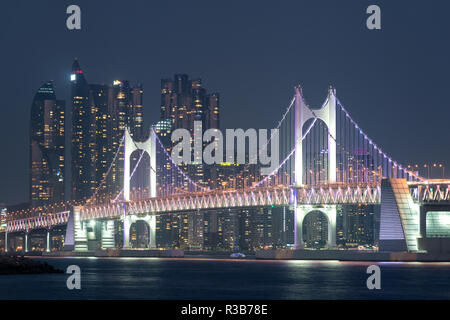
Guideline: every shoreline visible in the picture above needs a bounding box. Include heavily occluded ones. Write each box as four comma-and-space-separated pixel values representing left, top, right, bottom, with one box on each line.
17, 249, 450, 263
0, 255, 63, 274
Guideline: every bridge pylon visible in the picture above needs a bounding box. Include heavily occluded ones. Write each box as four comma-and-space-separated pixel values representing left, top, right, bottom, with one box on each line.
294, 86, 336, 186
124, 127, 157, 201
294, 86, 337, 249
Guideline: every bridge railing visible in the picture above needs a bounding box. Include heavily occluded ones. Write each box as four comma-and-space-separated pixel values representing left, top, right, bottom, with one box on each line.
408, 181, 450, 203
6, 182, 448, 233
294, 183, 381, 205
6, 211, 70, 233
80, 186, 293, 220
79, 184, 384, 220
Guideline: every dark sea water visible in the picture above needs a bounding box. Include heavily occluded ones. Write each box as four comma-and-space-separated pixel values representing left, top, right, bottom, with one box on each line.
1, 257, 450, 300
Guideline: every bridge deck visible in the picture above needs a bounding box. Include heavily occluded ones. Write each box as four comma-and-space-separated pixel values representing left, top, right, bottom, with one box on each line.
5, 182, 449, 233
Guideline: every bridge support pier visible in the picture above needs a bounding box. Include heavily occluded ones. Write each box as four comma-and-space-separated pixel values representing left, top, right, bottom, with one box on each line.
4, 231, 7, 253
295, 205, 337, 249
123, 215, 156, 249
101, 220, 115, 249
24, 232, 29, 253
148, 215, 156, 249
72, 206, 88, 251
46, 229, 51, 252
123, 215, 131, 249
294, 206, 305, 249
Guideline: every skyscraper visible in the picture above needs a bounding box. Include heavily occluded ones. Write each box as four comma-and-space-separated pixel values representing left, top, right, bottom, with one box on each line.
70, 59, 92, 201
30, 81, 65, 207
206, 93, 220, 130
160, 74, 220, 132
160, 74, 220, 189
70, 59, 145, 201
107, 80, 145, 197
89, 84, 110, 197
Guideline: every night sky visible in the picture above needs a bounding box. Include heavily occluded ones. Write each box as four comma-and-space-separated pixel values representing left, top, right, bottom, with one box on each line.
0, 0, 449, 205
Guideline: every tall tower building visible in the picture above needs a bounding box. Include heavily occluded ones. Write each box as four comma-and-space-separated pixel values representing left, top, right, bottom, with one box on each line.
70, 59, 145, 201
206, 93, 220, 130
107, 80, 145, 197
160, 74, 220, 189
30, 81, 65, 207
70, 59, 93, 201
88, 84, 110, 196
130, 84, 144, 140
160, 74, 219, 132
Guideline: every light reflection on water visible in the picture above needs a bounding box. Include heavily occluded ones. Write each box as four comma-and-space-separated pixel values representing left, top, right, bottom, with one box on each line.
0, 257, 449, 300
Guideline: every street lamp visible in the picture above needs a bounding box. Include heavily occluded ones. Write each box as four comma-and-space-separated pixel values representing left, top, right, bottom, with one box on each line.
423, 164, 430, 179
439, 164, 445, 178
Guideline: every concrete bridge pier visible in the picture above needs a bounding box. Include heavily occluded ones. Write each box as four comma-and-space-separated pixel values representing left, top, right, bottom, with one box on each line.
73, 206, 88, 251
69, 208, 115, 252
46, 229, 51, 252
294, 206, 305, 249
327, 207, 337, 249
101, 220, 115, 249
123, 215, 131, 249
123, 214, 156, 249
24, 231, 29, 253
295, 205, 337, 249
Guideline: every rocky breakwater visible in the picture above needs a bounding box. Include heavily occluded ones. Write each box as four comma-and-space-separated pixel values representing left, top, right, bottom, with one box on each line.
0, 255, 63, 274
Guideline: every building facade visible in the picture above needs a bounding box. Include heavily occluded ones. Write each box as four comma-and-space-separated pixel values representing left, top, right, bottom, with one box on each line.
70, 59, 144, 201
30, 81, 65, 207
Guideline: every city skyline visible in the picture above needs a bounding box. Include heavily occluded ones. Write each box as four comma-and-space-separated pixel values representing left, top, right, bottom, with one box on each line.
2, 59, 449, 206
2, 0, 450, 305
1, 1, 449, 205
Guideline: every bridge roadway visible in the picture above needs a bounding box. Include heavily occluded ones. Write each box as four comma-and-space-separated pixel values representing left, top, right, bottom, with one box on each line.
5, 183, 382, 232
4, 180, 449, 233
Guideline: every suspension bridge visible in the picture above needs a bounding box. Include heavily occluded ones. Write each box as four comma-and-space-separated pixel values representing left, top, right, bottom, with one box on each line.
3, 86, 450, 253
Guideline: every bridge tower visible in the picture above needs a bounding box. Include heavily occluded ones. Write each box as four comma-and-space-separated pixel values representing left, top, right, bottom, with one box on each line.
123, 127, 157, 249
124, 127, 157, 201
294, 86, 336, 185
294, 87, 337, 249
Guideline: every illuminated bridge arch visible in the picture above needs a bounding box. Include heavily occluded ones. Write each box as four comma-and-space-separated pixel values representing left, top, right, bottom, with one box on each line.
124, 127, 156, 201
294, 87, 337, 186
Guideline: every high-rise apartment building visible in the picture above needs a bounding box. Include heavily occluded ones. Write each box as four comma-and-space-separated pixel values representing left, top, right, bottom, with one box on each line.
30, 81, 65, 207
160, 74, 220, 132
107, 80, 145, 197
160, 74, 220, 190
70, 59, 92, 201
70, 59, 144, 201
88, 84, 110, 197
159, 75, 221, 248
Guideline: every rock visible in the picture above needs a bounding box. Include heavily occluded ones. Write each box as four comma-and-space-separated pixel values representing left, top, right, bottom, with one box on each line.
0, 255, 64, 274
